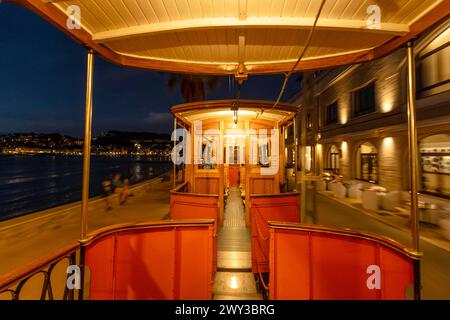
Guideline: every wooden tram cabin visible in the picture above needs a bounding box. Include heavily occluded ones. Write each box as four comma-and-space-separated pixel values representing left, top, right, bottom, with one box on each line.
1, 0, 449, 300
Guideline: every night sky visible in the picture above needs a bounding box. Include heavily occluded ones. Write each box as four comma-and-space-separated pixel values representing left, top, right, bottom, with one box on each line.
0, 2, 299, 137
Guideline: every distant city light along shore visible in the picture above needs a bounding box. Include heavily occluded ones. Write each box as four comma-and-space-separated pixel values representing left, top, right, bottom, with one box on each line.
0, 0, 449, 308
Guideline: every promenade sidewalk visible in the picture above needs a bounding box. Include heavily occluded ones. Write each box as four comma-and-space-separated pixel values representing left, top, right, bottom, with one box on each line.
312, 189, 450, 253
0, 174, 173, 277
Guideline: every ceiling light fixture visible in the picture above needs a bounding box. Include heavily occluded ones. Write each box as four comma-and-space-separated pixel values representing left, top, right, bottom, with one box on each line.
231, 101, 239, 125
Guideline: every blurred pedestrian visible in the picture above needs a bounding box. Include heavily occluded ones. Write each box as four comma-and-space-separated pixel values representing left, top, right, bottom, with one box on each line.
111, 173, 129, 205
102, 179, 113, 211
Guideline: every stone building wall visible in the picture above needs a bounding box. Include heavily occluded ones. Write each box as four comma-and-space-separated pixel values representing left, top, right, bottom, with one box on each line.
292, 26, 450, 194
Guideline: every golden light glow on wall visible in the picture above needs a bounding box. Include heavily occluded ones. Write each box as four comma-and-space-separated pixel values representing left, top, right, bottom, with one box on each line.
230, 276, 239, 289
317, 144, 322, 153
305, 146, 312, 172
340, 107, 349, 124
382, 137, 395, 155
381, 100, 394, 113
341, 141, 348, 160
317, 144, 322, 168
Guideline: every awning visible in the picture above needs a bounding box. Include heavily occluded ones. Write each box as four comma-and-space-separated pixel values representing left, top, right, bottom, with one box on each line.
11, 0, 450, 75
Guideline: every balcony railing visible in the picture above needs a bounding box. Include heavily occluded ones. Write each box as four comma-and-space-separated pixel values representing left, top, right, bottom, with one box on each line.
0, 243, 78, 300
0, 220, 215, 300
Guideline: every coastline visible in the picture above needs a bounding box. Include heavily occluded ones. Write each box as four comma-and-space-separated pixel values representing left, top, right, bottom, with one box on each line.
0, 156, 172, 221
0, 171, 173, 276
0, 171, 171, 232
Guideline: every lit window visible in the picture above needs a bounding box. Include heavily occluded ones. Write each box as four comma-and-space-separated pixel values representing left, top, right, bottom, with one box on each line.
353, 83, 376, 117
306, 113, 313, 129
326, 101, 338, 125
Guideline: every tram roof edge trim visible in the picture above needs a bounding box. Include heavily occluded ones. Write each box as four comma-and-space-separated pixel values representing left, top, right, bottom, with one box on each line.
8, 0, 450, 75
171, 99, 299, 114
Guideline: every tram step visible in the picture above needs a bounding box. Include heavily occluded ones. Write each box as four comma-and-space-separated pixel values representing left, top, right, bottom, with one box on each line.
213, 293, 263, 300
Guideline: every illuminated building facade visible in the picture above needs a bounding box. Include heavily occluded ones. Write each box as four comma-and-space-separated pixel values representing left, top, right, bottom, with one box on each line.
292, 20, 450, 199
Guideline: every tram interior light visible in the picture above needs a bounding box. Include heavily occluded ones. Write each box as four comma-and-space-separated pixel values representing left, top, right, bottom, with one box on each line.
231, 102, 239, 125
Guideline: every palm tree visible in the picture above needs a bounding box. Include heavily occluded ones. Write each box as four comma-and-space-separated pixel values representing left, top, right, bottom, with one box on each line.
166, 74, 222, 103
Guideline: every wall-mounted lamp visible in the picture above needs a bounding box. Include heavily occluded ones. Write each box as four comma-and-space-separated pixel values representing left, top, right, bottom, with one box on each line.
231, 102, 239, 125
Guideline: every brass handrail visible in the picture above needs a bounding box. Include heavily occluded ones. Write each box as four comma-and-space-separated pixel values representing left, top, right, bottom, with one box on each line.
269, 221, 423, 260
250, 192, 300, 198
81, 219, 216, 246
171, 181, 189, 193
0, 243, 79, 299
0, 220, 216, 299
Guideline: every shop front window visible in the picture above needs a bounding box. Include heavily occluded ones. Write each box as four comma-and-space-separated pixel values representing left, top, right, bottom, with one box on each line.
420, 134, 450, 198
327, 144, 340, 174
356, 142, 378, 183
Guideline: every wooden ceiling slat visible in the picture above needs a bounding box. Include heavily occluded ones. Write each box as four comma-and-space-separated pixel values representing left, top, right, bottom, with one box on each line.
375, 0, 406, 23
135, 0, 160, 24
224, 0, 238, 18
211, 0, 223, 19
92, 17, 408, 43
270, 0, 284, 17
118, 1, 140, 26
167, 32, 182, 61
10, 0, 448, 75
120, 0, 148, 26
55, 0, 102, 33
340, 0, 362, 19
387, 0, 415, 23
281, 0, 297, 18
350, 0, 370, 20
99, 0, 130, 28
334, 0, 352, 19
150, 0, 171, 23
163, 0, 181, 21
188, 0, 203, 19
400, 0, 441, 25
201, 0, 214, 19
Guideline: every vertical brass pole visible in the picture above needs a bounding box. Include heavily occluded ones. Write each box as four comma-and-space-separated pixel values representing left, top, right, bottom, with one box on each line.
80, 49, 94, 241
173, 117, 177, 188
300, 109, 307, 221
78, 49, 94, 300
293, 116, 298, 192
407, 42, 420, 252
406, 41, 421, 300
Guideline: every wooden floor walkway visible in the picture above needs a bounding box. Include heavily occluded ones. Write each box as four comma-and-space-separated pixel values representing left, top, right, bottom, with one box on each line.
214, 187, 260, 300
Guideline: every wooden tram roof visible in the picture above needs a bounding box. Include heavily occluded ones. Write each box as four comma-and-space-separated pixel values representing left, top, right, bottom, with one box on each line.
9, 0, 450, 76
171, 99, 297, 124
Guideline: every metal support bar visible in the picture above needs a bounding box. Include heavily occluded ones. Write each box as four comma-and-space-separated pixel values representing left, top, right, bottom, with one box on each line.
406, 41, 421, 300
173, 117, 177, 188
407, 42, 420, 252
300, 110, 307, 221
79, 49, 95, 301
80, 49, 94, 241
78, 244, 86, 300
293, 116, 298, 192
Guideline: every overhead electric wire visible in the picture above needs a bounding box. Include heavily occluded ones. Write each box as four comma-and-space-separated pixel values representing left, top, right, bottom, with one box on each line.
256, 0, 327, 118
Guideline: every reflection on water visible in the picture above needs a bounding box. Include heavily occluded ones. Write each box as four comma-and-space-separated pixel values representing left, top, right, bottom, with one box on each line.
132, 162, 143, 181
0, 155, 171, 221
